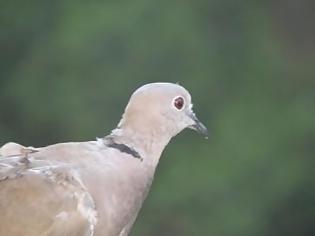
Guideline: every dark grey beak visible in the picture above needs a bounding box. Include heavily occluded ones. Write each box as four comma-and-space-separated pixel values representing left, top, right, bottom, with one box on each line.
188, 112, 209, 137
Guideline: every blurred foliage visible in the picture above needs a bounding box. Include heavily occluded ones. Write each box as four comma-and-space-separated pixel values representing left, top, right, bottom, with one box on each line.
1, 0, 314, 235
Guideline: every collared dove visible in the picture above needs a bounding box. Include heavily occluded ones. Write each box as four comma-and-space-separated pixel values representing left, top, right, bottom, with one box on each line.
0, 82, 208, 236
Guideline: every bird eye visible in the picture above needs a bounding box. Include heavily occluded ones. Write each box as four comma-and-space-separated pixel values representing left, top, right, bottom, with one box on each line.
173, 96, 185, 110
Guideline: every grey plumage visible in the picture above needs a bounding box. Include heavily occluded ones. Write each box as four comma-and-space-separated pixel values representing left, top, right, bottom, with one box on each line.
0, 83, 207, 236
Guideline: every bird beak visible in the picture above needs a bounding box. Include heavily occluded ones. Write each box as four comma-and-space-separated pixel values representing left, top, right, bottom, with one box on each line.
187, 112, 209, 137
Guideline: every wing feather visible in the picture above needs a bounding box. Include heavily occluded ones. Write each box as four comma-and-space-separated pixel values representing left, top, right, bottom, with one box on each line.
0, 155, 97, 236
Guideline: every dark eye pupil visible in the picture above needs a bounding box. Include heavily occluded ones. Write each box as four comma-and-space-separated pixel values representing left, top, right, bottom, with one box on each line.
174, 97, 184, 110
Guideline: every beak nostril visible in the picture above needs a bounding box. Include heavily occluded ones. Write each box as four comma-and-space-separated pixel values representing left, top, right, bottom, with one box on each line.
187, 112, 208, 137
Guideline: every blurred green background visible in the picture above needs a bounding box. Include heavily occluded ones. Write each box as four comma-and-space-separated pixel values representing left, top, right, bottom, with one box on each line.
1, 1, 314, 235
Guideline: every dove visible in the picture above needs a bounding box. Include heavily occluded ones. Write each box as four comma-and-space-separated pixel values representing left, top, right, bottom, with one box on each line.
0, 82, 208, 236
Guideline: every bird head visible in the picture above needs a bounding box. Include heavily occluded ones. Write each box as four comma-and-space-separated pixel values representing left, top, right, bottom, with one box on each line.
118, 83, 208, 139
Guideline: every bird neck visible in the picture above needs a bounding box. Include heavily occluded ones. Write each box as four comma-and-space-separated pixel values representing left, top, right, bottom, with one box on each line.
108, 126, 172, 167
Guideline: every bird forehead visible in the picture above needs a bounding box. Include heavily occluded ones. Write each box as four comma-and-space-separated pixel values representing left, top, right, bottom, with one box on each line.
132, 83, 191, 103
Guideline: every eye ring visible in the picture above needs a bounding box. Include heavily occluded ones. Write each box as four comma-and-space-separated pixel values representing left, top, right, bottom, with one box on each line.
173, 96, 185, 110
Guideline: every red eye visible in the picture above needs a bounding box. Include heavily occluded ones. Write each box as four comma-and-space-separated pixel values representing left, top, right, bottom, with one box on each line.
174, 97, 184, 110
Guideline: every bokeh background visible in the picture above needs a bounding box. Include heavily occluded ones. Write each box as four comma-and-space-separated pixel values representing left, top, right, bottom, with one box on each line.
1, 1, 314, 235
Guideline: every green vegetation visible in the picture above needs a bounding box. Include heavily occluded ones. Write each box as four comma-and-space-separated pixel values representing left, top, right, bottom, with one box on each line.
1, 1, 314, 235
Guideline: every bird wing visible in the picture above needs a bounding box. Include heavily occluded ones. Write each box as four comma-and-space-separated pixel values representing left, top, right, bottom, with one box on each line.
0, 154, 97, 236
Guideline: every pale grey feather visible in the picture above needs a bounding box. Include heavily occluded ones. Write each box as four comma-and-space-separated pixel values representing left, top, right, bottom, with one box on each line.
0, 82, 207, 236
